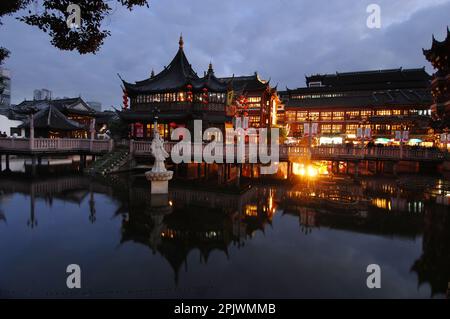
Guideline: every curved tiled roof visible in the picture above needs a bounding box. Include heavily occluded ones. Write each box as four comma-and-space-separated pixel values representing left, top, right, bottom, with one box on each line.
19, 105, 84, 131
120, 36, 232, 94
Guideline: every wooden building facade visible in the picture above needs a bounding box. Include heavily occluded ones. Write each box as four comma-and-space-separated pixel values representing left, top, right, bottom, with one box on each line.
278, 68, 433, 145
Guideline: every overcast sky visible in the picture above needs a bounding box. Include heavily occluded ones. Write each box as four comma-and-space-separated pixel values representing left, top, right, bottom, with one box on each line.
1, 0, 449, 109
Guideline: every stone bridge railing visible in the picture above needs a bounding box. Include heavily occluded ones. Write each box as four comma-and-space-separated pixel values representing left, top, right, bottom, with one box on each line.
0, 138, 113, 154
130, 141, 448, 163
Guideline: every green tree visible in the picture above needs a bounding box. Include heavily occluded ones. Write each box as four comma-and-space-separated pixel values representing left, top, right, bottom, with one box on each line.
0, 0, 149, 64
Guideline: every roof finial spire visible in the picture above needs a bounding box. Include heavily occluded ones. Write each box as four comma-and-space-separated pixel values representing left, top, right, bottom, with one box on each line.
208, 61, 214, 74
179, 34, 184, 49
151, 69, 155, 78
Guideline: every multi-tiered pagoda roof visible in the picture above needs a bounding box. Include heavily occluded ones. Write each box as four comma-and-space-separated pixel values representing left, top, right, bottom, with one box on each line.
423, 27, 450, 71
121, 36, 228, 95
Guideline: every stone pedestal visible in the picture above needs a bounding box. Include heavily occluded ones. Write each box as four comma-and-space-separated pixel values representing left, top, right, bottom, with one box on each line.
145, 171, 173, 195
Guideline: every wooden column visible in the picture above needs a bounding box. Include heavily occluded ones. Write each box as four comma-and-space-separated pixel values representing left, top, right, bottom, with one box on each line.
5, 155, 10, 171
29, 114, 35, 150
31, 156, 37, 176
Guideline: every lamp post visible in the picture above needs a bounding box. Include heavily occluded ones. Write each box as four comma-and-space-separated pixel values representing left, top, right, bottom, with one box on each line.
152, 107, 160, 137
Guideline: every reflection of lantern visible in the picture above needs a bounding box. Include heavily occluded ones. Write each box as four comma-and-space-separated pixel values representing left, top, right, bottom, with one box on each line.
186, 84, 193, 102
123, 90, 129, 109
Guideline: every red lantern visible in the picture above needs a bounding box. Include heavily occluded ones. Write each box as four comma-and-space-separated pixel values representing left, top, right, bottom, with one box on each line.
202, 88, 209, 105
186, 84, 193, 102
169, 122, 177, 128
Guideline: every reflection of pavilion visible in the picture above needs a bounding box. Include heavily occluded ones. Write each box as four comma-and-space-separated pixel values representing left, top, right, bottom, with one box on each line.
411, 207, 450, 297
278, 179, 425, 238
1, 173, 448, 295
0, 174, 118, 227
120, 183, 276, 283
0, 209, 6, 224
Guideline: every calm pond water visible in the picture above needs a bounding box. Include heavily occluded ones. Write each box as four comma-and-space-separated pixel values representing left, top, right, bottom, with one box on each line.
0, 163, 449, 298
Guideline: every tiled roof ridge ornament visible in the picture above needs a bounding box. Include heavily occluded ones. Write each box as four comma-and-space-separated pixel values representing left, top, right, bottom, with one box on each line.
179, 34, 184, 49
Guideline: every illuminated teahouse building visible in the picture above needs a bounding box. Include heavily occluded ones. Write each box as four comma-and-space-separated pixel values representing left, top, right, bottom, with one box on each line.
423, 28, 450, 131
218, 73, 281, 129
119, 36, 234, 140
279, 68, 433, 145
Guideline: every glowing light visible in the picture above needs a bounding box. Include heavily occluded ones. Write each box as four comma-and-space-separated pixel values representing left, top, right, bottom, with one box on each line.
375, 138, 390, 144
307, 166, 318, 177
319, 136, 343, 145
292, 163, 323, 178
245, 205, 258, 217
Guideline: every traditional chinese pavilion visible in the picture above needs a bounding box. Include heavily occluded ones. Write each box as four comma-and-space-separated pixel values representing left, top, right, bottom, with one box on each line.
423, 27, 450, 130
14, 97, 97, 138
218, 73, 280, 128
119, 36, 233, 140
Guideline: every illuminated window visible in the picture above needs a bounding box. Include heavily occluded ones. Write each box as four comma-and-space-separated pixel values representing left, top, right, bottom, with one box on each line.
346, 124, 358, 134
346, 111, 360, 119
208, 93, 226, 103
321, 124, 332, 134
250, 116, 260, 123
361, 110, 372, 118
286, 111, 297, 123
376, 110, 392, 116
297, 111, 308, 121
392, 110, 402, 115
248, 97, 261, 103
248, 96, 261, 108
321, 112, 332, 121
333, 112, 344, 120
332, 124, 343, 133
310, 112, 320, 121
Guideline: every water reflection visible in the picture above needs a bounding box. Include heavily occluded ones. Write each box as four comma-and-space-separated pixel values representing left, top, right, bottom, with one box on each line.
0, 171, 449, 298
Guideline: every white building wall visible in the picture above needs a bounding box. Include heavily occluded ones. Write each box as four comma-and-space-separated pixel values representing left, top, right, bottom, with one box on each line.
0, 115, 23, 137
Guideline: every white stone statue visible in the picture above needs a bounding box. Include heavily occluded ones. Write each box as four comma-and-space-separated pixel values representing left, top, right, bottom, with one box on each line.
145, 125, 173, 195
151, 128, 169, 173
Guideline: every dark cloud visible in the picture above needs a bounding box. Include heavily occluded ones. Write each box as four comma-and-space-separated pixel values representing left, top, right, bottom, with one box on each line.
0, 0, 449, 109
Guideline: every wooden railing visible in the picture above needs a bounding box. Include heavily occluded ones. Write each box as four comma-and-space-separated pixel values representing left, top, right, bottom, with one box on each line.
130, 141, 448, 162
0, 138, 113, 153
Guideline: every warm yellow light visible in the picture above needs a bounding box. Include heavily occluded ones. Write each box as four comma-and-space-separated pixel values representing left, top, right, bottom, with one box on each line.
307, 166, 318, 178
292, 162, 320, 178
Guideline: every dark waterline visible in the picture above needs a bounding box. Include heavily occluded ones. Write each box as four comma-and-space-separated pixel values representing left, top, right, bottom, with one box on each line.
0, 165, 449, 299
